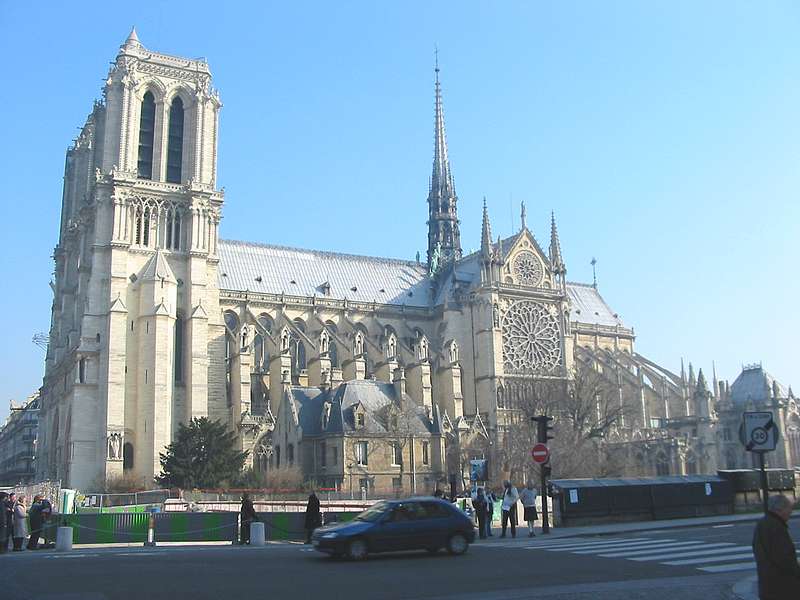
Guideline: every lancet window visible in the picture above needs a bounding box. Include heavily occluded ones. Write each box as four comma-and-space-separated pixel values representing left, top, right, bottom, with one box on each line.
137, 92, 156, 180
166, 97, 185, 183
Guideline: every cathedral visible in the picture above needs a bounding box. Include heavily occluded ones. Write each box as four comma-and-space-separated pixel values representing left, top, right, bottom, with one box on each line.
36, 31, 800, 492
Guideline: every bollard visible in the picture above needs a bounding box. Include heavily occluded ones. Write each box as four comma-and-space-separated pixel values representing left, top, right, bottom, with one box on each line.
144, 513, 156, 547
250, 522, 265, 547
56, 526, 73, 552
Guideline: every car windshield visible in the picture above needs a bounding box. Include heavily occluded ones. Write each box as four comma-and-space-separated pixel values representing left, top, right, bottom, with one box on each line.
353, 501, 389, 522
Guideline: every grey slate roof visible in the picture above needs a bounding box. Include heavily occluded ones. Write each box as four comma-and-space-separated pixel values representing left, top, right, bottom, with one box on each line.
288, 380, 437, 438
567, 282, 625, 328
729, 366, 788, 406
218, 241, 625, 329
218, 240, 432, 307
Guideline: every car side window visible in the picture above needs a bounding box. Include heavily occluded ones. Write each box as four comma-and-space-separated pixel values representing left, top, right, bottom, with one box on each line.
420, 501, 451, 519
389, 505, 414, 522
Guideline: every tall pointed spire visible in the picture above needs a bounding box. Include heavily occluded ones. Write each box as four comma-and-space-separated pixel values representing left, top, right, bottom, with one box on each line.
481, 198, 492, 258
426, 52, 461, 271
122, 27, 142, 50
696, 368, 708, 393
549, 211, 566, 275
520, 201, 527, 230
712, 361, 719, 399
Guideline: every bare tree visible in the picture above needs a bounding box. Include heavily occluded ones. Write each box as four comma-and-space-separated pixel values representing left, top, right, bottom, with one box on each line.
501, 364, 640, 481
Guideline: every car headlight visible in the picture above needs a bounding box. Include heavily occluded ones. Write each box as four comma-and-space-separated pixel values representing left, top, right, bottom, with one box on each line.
321, 532, 339, 539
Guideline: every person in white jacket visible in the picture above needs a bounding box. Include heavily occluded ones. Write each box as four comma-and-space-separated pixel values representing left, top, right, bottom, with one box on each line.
519, 481, 538, 537
500, 480, 519, 538
12, 495, 28, 551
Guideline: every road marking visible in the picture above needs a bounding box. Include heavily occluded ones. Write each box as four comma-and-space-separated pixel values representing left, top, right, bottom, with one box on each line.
699, 561, 756, 573
572, 540, 702, 555
625, 544, 749, 561
712, 524, 734, 529
600, 542, 733, 558
662, 552, 754, 566
539, 539, 666, 552
491, 538, 631, 550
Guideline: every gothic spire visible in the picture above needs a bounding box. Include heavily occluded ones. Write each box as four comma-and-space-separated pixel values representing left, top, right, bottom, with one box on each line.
688, 362, 696, 387
122, 27, 142, 50
520, 201, 527, 230
696, 368, 708, 393
481, 198, 492, 258
712, 361, 719, 399
426, 55, 461, 270
549, 211, 566, 275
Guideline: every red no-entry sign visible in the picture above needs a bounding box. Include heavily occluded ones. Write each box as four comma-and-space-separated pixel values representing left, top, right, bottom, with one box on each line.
531, 443, 550, 464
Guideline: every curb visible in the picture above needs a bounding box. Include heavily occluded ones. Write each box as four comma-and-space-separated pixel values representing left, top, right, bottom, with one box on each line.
731, 575, 757, 600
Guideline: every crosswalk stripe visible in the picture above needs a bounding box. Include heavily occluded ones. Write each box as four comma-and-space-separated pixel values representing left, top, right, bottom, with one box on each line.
662, 552, 754, 566
521, 538, 633, 550
600, 542, 734, 558
625, 544, 748, 561
699, 562, 756, 573
576, 540, 706, 555
547, 539, 672, 552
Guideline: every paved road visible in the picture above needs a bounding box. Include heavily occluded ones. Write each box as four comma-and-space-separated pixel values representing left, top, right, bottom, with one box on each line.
1, 518, 785, 600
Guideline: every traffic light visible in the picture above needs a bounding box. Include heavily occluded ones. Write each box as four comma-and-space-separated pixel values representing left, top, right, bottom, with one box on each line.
542, 465, 552, 478
534, 415, 554, 444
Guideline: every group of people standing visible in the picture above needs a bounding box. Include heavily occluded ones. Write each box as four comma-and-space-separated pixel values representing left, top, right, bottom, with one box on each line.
0, 492, 53, 552
471, 481, 538, 540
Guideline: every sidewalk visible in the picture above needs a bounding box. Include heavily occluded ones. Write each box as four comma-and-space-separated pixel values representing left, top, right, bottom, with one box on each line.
731, 576, 757, 600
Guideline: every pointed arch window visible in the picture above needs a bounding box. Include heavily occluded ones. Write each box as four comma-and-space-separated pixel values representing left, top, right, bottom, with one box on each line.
329, 341, 339, 369
166, 97, 184, 183
137, 92, 156, 180
165, 206, 181, 251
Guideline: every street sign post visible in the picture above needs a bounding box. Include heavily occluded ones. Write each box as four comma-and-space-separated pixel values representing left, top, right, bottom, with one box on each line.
531, 443, 550, 464
740, 411, 780, 515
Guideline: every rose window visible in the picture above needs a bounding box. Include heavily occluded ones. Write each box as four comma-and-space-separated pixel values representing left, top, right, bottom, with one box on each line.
513, 251, 543, 286
501, 300, 562, 374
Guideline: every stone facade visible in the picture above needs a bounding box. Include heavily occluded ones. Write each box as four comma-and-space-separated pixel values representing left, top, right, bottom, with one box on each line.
36, 32, 798, 491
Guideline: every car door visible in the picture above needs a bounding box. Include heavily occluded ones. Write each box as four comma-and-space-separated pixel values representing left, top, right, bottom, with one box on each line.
419, 501, 453, 547
372, 504, 415, 552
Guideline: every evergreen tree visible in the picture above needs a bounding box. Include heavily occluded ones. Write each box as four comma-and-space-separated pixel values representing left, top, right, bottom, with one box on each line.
157, 417, 248, 489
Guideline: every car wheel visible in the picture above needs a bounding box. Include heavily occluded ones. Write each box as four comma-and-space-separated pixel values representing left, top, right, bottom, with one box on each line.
447, 534, 468, 556
347, 538, 368, 561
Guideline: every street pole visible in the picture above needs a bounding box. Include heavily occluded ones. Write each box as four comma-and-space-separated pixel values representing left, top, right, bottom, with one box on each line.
758, 452, 768, 515
540, 462, 550, 534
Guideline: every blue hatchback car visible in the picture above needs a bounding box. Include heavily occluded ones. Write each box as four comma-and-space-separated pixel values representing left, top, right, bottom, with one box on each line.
311, 497, 475, 560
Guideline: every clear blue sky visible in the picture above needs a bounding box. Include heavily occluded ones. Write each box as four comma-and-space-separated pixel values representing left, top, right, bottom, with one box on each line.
1, 1, 798, 420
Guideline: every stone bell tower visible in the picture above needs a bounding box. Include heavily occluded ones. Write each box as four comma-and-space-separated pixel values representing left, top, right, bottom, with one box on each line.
37, 29, 226, 489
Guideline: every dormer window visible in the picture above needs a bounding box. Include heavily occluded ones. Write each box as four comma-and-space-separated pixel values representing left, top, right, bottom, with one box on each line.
356, 413, 365, 429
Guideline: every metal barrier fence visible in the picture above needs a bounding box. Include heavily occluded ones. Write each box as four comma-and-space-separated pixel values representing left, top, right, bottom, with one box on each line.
52, 512, 239, 544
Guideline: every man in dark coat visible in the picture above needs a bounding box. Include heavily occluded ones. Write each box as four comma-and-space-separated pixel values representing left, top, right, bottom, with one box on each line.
27, 496, 52, 550
239, 493, 258, 545
2, 492, 15, 553
304, 492, 322, 544
0, 492, 8, 554
753, 494, 800, 600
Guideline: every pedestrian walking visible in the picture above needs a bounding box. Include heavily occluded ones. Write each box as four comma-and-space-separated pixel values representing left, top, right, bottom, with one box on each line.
12, 495, 27, 551
304, 491, 322, 544
239, 493, 258, 545
3, 492, 14, 552
0, 492, 8, 554
472, 488, 487, 540
485, 489, 496, 537
520, 481, 538, 537
27, 495, 51, 550
500, 480, 519, 538
753, 494, 800, 599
